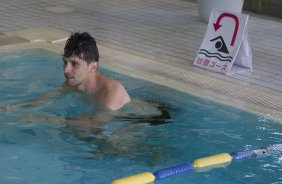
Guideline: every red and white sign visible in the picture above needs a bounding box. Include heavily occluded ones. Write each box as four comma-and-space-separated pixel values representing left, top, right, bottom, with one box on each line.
194, 9, 252, 75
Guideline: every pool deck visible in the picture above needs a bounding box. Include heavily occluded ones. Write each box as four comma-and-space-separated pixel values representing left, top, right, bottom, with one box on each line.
0, 0, 282, 122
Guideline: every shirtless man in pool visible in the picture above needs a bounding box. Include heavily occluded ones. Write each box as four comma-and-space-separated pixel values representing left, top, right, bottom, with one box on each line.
0, 32, 170, 125
0, 32, 131, 112
62, 32, 131, 111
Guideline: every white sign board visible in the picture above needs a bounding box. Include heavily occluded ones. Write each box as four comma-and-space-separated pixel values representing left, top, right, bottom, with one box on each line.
193, 9, 252, 75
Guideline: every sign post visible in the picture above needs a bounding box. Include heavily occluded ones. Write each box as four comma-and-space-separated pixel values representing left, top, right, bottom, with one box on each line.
193, 9, 252, 75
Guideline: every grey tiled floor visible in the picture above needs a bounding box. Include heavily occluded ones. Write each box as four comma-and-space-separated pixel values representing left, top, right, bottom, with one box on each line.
1, 0, 282, 94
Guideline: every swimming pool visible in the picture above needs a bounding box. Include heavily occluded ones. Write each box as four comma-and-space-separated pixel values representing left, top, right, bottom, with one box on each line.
0, 48, 281, 184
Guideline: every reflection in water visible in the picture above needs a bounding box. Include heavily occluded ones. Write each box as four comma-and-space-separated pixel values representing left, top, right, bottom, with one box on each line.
16, 89, 179, 166
59, 100, 179, 166
116, 99, 173, 125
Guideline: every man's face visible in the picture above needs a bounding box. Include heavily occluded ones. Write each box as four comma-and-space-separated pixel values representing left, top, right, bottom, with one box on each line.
62, 56, 91, 87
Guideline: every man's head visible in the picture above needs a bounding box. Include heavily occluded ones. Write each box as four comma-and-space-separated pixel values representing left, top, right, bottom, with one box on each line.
63, 32, 99, 88
63, 32, 99, 63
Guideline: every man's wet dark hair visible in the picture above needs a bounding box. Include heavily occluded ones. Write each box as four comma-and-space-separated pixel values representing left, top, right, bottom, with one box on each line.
63, 32, 99, 63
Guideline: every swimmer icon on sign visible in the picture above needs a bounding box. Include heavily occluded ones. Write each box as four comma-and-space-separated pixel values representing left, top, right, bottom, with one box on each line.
210, 36, 229, 54
198, 36, 233, 63
194, 9, 252, 75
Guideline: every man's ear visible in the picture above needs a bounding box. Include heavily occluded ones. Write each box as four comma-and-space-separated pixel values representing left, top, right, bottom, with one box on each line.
89, 62, 98, 71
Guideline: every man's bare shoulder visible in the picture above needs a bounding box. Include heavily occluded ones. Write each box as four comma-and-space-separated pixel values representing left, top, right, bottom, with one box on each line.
99, 75, 123, 92
99, 76, 131, 110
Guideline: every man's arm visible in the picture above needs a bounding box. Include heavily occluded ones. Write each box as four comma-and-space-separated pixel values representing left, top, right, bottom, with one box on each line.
0, 87, 65, 111
20, 109, 112, 127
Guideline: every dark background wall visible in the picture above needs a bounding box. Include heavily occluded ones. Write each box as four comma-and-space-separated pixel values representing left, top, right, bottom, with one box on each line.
244, 0, 282, 18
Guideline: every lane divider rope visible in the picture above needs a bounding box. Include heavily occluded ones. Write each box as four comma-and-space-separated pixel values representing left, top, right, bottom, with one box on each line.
112, 144, 282, 184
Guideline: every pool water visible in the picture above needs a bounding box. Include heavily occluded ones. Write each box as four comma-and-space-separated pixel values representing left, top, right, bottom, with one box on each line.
0, 49, 281, 184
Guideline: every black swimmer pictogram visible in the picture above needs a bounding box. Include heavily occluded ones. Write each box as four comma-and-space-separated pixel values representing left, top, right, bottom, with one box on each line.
210, 36, 229, 54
